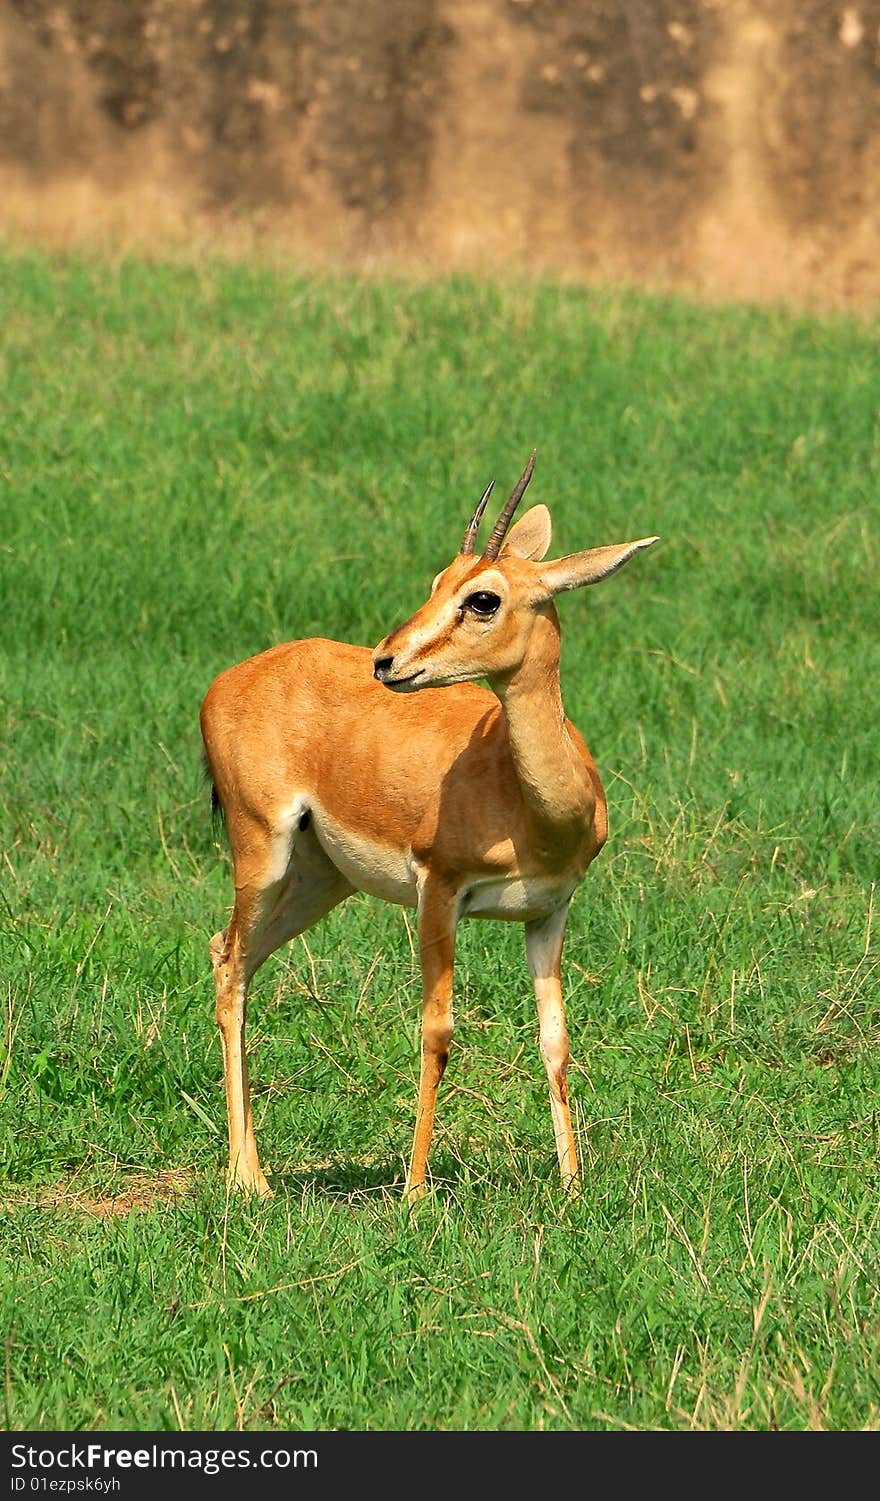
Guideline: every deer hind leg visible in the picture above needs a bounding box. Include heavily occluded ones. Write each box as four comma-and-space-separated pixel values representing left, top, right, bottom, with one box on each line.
407, 879, 458, 1203
211, 896, 271, 1197
525, 903, 579, 1192
211, 811, 352, 1196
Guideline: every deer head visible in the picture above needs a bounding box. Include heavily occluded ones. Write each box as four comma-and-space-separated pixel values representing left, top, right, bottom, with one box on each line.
373, 451, 658, 691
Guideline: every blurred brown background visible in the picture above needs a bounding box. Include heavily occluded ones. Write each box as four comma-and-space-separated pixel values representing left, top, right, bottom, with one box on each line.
2, 0, 879, 307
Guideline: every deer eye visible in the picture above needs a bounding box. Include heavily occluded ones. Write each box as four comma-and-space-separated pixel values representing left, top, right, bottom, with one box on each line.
463, 590, 501, 617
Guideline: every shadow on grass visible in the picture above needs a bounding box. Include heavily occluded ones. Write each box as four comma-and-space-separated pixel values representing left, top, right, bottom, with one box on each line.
268, 1159, 404, 1198
265, 1151, 549, 1201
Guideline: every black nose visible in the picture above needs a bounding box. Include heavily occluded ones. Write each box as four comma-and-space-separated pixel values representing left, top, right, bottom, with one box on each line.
373, 655, 394, 681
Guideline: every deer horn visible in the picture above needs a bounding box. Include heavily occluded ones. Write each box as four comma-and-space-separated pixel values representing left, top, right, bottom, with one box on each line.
460, 479, 495, 555
482, 450, 537, 560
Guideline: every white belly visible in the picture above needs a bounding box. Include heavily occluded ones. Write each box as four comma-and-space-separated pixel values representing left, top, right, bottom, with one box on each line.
300, 800, 577, 921
311, 806, 419, 906
460, 874, 578, 922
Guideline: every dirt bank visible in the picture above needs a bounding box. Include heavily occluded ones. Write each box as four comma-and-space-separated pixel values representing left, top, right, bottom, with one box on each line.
2, 0, 879, 307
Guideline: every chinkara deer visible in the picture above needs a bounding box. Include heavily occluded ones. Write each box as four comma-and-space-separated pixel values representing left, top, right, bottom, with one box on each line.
200, 452, 657, 1200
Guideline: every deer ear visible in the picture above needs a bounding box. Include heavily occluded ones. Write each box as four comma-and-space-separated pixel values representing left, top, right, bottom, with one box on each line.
500, 504, 553, 561
538, 536, 659, 596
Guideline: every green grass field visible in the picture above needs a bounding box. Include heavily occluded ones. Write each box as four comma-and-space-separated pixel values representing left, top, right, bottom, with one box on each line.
1, 252, 878, 1430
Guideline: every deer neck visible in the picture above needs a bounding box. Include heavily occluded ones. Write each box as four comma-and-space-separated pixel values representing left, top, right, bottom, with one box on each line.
490, 605, 593, 842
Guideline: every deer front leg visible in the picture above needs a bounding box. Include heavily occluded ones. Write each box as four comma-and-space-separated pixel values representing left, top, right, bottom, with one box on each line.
525, 903, 579, 1192
407, 881, 458, 1203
